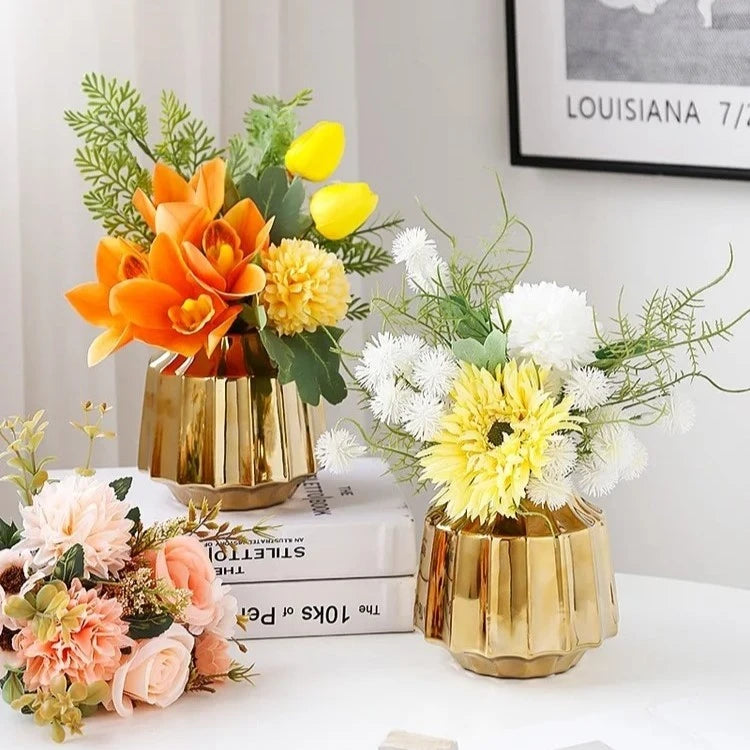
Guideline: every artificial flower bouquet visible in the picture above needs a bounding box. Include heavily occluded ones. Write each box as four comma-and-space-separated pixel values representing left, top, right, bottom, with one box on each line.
0, 405, 269, 742
317, 184, 749, 523
65, 75, 398, 406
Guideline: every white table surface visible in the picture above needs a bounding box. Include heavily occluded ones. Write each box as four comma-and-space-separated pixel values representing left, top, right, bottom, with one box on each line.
2, 573, 749, 749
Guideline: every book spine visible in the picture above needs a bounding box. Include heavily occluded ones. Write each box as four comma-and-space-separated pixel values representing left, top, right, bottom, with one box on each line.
205, 515, 417, 583
233, 576, 416, 639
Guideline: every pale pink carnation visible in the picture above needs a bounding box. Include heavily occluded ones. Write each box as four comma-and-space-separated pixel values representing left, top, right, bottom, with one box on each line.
18, 475, 133, 578
15, 581, 132, 690
194, 631, 232, 681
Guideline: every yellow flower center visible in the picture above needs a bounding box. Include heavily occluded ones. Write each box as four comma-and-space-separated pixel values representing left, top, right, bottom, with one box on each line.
168, 294, 215, 334
207, 242, 238, 277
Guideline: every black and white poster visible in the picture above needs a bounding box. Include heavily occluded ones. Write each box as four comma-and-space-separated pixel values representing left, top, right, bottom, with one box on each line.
507, 0, 750, 179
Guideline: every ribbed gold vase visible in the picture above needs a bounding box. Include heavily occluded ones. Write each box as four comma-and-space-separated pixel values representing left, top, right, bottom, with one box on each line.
137, 333, 325, 510
414, 499, 618, 678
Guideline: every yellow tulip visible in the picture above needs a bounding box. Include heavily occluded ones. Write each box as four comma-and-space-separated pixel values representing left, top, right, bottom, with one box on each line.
309, 182, 379, 240
285, 121, 346, 181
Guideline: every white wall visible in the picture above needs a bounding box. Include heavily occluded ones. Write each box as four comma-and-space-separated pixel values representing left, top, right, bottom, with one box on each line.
354, 0, 750, 589
2, 0, 748, 587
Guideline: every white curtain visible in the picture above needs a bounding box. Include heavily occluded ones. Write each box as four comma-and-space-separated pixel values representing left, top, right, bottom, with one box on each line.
0, 0, 361, 508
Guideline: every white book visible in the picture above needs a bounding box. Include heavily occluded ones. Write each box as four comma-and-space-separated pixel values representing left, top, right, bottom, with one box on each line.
233, 575, 416, 639
83, 460, 418, 583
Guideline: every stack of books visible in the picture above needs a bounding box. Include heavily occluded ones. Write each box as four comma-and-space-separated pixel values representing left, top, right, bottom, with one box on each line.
133, 458, 418, 639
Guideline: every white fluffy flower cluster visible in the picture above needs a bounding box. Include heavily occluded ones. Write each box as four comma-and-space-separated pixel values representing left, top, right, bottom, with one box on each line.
573, 406, 649, 498
18, 475, 133, 578
390, 227, 449, 292
496, 282, 596, 370
356, 332, 458, 443
315, 427, 366, 474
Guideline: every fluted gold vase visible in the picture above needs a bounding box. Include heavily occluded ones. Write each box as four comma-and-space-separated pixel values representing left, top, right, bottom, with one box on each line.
138, 333, 325, 510
414, 499, 618, 678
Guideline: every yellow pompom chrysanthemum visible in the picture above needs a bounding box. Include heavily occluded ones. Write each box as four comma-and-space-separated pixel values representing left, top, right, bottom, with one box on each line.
261, 239, 350, 336
419, 360, 583, 523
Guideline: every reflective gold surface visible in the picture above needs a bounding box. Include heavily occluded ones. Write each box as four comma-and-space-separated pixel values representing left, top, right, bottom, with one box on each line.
138, 333, 325, 510
414, 499, 619, 678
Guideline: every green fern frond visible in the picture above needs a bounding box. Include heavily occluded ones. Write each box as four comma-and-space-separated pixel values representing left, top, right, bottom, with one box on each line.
231, 88, 313, 179
346, 297, 370, 321
154, 90, 222, 177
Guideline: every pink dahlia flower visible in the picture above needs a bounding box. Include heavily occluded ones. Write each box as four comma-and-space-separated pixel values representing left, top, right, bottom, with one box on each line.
15, 581, 132, 690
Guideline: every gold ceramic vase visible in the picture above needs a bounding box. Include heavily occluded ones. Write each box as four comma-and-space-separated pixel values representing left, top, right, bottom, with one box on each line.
138, 332, 325, 510
414, 499, 618, 678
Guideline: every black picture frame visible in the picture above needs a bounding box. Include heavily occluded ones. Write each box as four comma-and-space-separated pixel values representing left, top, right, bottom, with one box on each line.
505, 0, 750, 181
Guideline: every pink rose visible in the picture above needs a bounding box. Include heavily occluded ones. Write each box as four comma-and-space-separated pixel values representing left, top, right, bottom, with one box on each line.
147, 535, 222, 635
194, 632, 232, 680
108, 623, 194, 717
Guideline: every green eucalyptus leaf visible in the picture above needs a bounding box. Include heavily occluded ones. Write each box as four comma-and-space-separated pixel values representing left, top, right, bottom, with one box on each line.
223, 173, 240, 213
109, 476, 133, 502
271, 177, 305, 243
483, 330, 508, 371
260, 327, 347, 406
52, 544, 84, 586
125, 612, 174, 639
452, 338, 488, 369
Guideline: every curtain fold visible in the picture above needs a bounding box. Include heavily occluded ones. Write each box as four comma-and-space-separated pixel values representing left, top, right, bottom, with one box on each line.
0, 0, 362, 520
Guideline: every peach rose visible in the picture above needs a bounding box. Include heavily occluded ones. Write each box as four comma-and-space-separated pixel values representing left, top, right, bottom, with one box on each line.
194, 632, 232, 681
147, 535, 222, 635
108, 623, 194, 717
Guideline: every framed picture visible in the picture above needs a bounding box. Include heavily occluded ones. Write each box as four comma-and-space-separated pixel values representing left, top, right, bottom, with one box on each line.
506, 0, 750, 180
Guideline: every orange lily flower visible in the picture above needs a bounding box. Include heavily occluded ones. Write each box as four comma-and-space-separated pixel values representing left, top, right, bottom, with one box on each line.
110, 233, 242, 358
66, 238, 149, 366
133, 158, 226, 245
182, 199, 272, 301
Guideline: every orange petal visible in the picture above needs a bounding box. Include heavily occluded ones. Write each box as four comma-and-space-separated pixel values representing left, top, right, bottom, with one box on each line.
202, 219, 240, 254
255, 218, 274, 254
223, 198, 266, 255
110, 279, 184, 329
155, 202, 211, 246
183, 241, 227, 292
87, 324, 133, 367
149, 233, 196, 297
191, 157, 225, 218
152, 162, 195, 205
131, 326, 206, 358
95, 237, 134, 287
226, 261, 266, 299
206, 305, 242, 357
66, 282, 113, 327
133, 189, 157, 232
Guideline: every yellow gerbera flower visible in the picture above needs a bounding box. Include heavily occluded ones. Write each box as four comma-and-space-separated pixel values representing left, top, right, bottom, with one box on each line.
261, 239, 350, 336
419, 360, 583, 523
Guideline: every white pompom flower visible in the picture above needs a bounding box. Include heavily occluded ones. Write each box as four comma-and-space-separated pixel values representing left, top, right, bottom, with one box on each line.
315, 428, 366, 474
495, 282, 596, 370
412, 346, 460, 399
564, 367, 616, 410
620, 435, 648, 481
659, 389, 696, 435
354, 332, 402, 392
406, 256, 449, 293
542, 433, 580, 479
369, 379, 411, 426
18, 475, 133, 579
400, 392, 446, 442
393, 335, 426, 379
574, 455, 619, 498
527, 474, 575, 510
391, 227, 437, 266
